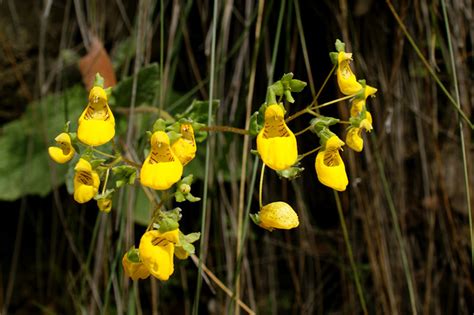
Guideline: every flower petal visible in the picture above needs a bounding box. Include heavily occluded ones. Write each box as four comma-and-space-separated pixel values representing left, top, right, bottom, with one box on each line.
257, 104, 298, 171
336, 52, 362, 95
73, 158, 100, 203
315, 137, 348, 191
122, 252, 150, 280
259, 201, 299, 231
346, 128, 363, 152
139, 230, 179, 281
140, 132, 183, 190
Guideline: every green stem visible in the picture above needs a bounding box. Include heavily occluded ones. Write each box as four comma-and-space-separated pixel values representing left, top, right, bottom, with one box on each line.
298, 146, 321, 161
314, 63, 337, 101
294, 125, 312, 136
193, 0, 218, 312
440, 0, 473, 267
333, 190, 368, 315
386, 0, 473, 129
286, 93, 357, 122
101, 168, 110, 195
258, 163, 265, 209
91, 147, 116, 159
371, 132, 418, 314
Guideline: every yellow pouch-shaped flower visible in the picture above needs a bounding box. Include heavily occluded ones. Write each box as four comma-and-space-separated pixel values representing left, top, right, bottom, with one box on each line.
346, 112, 373, 152
171, 123, 197, 166
346, 128, 363, 152
174, 246, 190, 260
140, 131, 183, 190
122, 250, 150, 280
97, 198, 112, 213
337, 52, 362, 95
257, 104, 298, 171
78, 86, 115, 146
139, 229, 179, 281
350, 85, 377, 117
258, 201, 299, 231
48, 132, 75, 164
315, 136, 348, 191
74, 158, 100, 203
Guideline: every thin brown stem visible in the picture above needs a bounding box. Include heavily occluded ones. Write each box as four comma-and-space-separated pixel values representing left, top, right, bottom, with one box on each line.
200, 125, 250, 135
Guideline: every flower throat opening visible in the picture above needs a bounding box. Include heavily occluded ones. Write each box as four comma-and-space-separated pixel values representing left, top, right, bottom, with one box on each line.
77, 171, 94, 185
323, 149, 341, 167
263, 116, 290, 139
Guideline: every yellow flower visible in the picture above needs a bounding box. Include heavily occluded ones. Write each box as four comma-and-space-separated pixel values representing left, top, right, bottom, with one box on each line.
350, 85, 377, 117
174, 246, 190, 260
258, 201, 299, 231
140, 131, 183, 190
315, 136, 348, 191
257, 104, 298, 171
78, 86, 115, 146
97, 198, 112, 213
73, 158, 100, 203
48, 132, 75, 164
345, 128, 364, 152
346, 112, 373, 153
337, 52, 362, 95
171, 123, 197, 166
122, 250, 150, 280
139, 229, 179, 281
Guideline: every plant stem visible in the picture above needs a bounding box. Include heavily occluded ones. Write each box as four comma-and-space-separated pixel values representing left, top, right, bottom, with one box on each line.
440, 0, 473, 267
193, 0, 218, 312
333, 190, 368, 315
91, 147, 116, 159
386, 0, 473, 129
294, 125, 312, 136
371, 132, 418, 314
259, 163, 265, 209
200, 125, 250, 135
286, 93, 357, 123
298, 146, 321, 161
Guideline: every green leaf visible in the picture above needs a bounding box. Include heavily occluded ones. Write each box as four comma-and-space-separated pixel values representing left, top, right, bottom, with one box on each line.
249, 111, 262, 136
183, 232, 200, 243
175, 191, 186, 202
152, 118, 167, 132
112, 63, 160, 107
335, 39, 345, 52
329, 52, 339, 65
281, 72, 294, 83
126, 247, 141, 263
94, 73, 105, 87
0, 85, 86, 201
289, 79, 307, 92
157, 216, 179, 233
310, 116, 340, 132
112, 165, 137, 188
176, 99, 219, 124
268, 81, 284, 96
284, 90, 295, 103
276, 165, 305, 180
249, 213, 261, 225
185, 193, 201, 202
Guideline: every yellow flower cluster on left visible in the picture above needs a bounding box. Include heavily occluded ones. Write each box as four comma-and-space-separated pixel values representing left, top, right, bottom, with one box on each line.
49, 83, 116, 207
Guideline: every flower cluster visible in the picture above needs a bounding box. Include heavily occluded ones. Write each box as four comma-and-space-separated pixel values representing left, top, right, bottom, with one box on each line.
48, 74, 201, 282
251, 40, 377, 230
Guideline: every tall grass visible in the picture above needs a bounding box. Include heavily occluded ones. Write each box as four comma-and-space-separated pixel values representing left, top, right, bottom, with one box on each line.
1, 1, 473, 314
